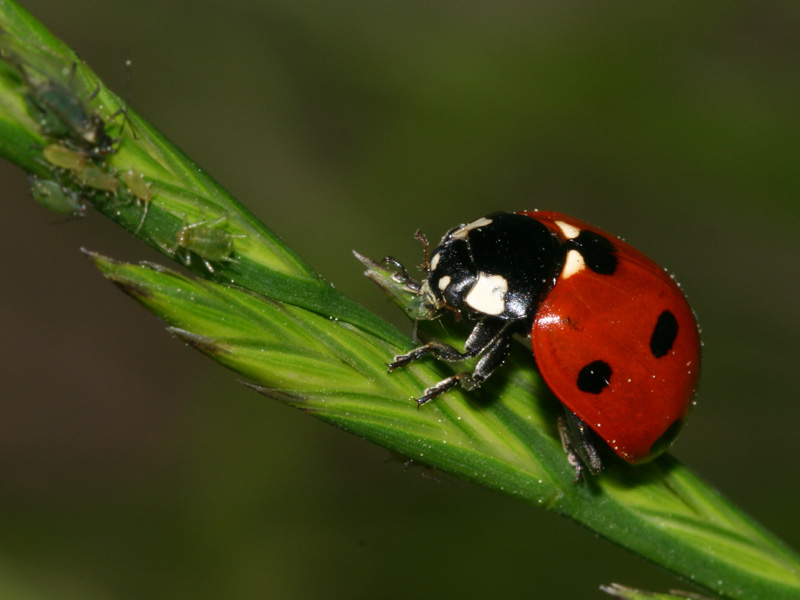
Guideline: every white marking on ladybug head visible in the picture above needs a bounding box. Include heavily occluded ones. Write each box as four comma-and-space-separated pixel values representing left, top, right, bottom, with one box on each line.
437, 275, 451, 291
451, 216, 493, 240
464, 272, 508, 315
429, 251, 440, 271
554, 220, 581, 239
561, 249, 585, 279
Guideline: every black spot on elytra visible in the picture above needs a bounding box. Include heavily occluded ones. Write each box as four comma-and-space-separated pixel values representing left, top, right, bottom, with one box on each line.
650, 310, 678, 358
570, 231, 618, 275
577, 360, 612, 394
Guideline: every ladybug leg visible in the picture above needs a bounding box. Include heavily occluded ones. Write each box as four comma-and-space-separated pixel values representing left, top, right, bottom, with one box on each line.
558, 409, 604, 483
390, 319, 518, 406
388, 318, 507, 371
387, 339, 471, 372
415, 328, 513, 406
414, 375, 462, 406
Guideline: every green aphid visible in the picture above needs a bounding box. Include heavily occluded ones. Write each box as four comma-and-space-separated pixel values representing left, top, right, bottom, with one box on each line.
29, 175, 86, 217
120, 168, 152, 233
170, 216, 245, 273
76, 164, 119, 193
43, 143, 86, 171
42, 143, 119, 194
120, 169, 151, 203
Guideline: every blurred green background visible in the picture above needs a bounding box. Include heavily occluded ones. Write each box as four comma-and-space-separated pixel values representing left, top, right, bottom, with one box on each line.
1, 1, 799, 598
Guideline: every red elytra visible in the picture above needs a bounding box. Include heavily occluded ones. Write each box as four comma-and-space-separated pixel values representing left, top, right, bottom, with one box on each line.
525, 211, 701, 464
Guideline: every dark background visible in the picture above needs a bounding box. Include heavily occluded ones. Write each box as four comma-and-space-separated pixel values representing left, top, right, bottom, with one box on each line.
1, 2, 799, 598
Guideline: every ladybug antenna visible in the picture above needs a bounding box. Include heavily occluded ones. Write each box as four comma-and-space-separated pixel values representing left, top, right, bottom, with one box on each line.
414, 229, 430, 271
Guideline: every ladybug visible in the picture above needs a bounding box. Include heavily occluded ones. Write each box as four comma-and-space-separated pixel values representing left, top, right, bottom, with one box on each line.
385, 211, 701, 480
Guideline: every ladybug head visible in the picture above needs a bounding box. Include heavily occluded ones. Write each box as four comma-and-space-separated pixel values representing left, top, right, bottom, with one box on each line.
408, 212, 565, 323
399, 229, 477, 321
426, 234, 477, 305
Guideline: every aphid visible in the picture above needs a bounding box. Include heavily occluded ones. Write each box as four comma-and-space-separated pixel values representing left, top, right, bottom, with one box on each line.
43, 143, 86, 171
76, 164, 119, 193
120, 168, 152, 233
120, 169, 150, 203
169, 215, 244, 273
29, 175, 86, 217
42, 143, 118, 194
0, 34, 119, 156
27, 76, 114, 155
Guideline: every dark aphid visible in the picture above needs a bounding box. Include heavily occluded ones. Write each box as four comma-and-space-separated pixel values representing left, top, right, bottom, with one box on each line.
27, 77, 115, 155
29, 175, 86, 217
0, 33, 118, 156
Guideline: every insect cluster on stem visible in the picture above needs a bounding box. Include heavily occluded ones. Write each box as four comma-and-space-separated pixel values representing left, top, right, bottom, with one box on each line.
0, 31, 151, 230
